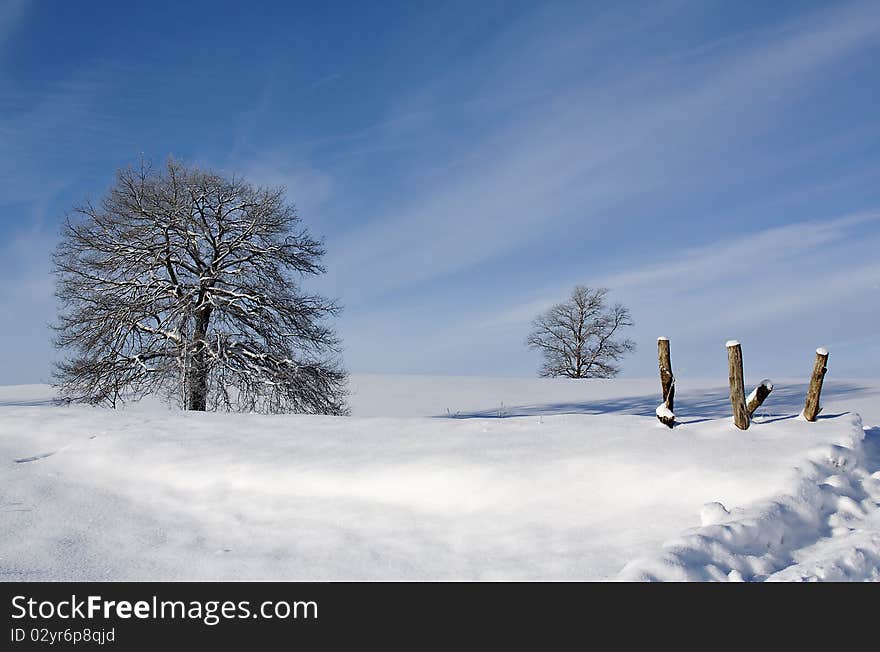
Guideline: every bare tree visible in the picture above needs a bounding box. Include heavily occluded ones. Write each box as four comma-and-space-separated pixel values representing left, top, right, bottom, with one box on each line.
53, 159, 347, 414
526, 286, 635, 378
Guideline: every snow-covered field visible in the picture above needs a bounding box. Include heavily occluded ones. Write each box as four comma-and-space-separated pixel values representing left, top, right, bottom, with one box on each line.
1, 375, 879, 581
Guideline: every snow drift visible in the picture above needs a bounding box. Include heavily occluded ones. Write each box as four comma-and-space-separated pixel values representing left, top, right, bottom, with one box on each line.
620, 415, 880, 581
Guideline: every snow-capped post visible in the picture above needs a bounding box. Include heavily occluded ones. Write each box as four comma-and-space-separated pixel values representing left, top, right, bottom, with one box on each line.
726, 341, 749, 430
746, 379, 773, 418
803, 348, 829, 422
655, 337, 675, 428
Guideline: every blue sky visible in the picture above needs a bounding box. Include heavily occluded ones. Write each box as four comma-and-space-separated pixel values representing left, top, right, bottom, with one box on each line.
1, 0, 879, 384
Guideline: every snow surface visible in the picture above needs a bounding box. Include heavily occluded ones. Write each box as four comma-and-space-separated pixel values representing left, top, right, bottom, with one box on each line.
1, 376, 879, 581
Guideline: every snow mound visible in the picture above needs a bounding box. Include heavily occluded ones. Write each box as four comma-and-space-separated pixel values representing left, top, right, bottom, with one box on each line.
699, 502, 731, 526
620, 415, 880, 581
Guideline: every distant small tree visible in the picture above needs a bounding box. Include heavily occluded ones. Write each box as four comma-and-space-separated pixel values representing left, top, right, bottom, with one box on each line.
526, 286, 635, 378
53, 159, 347, 414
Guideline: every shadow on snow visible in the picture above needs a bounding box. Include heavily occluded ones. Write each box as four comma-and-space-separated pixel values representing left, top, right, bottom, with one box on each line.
438, 381, 873, 422
0, 398, 55, 407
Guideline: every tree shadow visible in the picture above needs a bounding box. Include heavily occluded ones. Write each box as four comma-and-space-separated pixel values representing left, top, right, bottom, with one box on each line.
439, 382, 873, 421
755, 414, 799, 424
0, 398, 55, 407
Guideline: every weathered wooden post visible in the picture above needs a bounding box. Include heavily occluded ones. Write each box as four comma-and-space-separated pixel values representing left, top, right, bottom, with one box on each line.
726, 340, 749, 430
803, 347, 829, 422
746, 379, 773, 418
656, 337, 675, 427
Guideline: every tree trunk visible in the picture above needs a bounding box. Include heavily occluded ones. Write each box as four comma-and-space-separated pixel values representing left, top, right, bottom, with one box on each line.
187, 305, 212, 411
726, 341, 749, 430
803, 348, 829, 422
746, 379, 773, 418
656, 337, 675, 427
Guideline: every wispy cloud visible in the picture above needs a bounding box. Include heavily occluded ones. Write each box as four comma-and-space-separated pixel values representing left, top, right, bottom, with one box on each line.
481, 211, 880, 329
602, 212, 880, 292
325, 1, 880, 302
697, 259, 880, 333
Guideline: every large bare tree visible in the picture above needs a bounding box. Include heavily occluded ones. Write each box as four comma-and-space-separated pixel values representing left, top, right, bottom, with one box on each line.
53, 159, 347, 414
526, 286, 635, 378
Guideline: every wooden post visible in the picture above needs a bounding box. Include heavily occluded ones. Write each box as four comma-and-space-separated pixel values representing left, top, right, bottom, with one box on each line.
803, 348, 828, 422
726, 340, 749, 430
746, 379, 773, 418
656, 337, 675, 427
